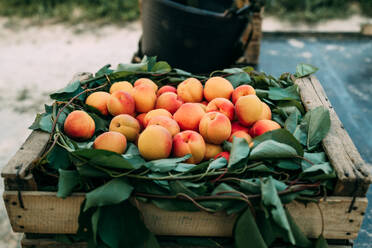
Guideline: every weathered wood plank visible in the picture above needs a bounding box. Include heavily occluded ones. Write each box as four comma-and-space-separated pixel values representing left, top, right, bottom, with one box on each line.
295, 76, 372, 196
1, 130, 49, 180
4, 191, 367, 240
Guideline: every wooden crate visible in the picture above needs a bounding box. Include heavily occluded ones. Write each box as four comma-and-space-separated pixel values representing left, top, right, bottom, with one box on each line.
2, 76, 371, 243
20, 235, 353, 248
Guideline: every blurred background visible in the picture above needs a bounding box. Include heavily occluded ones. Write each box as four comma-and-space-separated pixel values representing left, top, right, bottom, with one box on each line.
0, 0, 371, 247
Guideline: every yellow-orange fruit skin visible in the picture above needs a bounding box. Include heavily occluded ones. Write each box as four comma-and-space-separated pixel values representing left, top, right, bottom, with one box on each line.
235, 95, 263, 127
203, 76, 234, 102
155, 92, 183, 114
143, 109, 172, 127
85, 91, 111, 116
206, 98, 235, 121
93, 131, 127, 154
64, 110, 95, 140
157, 85, 177, 96
173, 103, 205, 131
133, 84, 157, 113
177, 77, 204, 102
138, 125, 172, 160
107, 91, 135, 116
109, 81, 134, 95
147, 116, 180, 137
232, 85, 256, 104
251, 120, 281, 137
258, 102, 272, 120
228, 131, 253, 148
134, 78, 158, 92
204, 143, 223, 160
173, 131, 206, 164
199, 112, 231, 145
109, 114, 140, 142
136, 113, 147, 130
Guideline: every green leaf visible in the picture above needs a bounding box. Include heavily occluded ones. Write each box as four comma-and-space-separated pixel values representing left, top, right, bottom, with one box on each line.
253, 129, 304, 156
73, 149, 139, 170
50, 80, 84, 101
300, 162, 336, 181
302, 152, 327, 170
57, 169, 81, 198
306, 107, 331, 150
47, 145, 71, 170
261, 176, 295, 244
278, 100, 305, 115
116, 62, 148, 72
173, 163, 197, 172
84, 178, 133, 211
276, 159, 301, 170
144, 154, 191, 173
234, 209, 267, 248
169, 180, 198, 197
224, 68, 251, 88
284, 110, 301, 134
122, 143, 146, 169
29, 112, 53, 133
268, 85, 300, 101
76, 164, 110, 178
295, 63, 318, 78
91, 208, 100, 245
228, 137, 250, 169
209, 157, 227, 169
95, 64, 113, 77
88, 112, 109, 132
314, 235, 329, 248
98, 201, 159, 248
151, 61, 172, 73
250, 140, 298, 160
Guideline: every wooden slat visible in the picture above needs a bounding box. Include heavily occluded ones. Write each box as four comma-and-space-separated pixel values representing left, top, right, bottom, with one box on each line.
295, 76, 372, 196
4, 191, 367, 240
21, 236, 352, 248
1, 130, 49, 179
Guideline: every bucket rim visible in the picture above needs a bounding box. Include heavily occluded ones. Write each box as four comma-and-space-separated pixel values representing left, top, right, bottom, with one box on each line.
145, 0, 231, 19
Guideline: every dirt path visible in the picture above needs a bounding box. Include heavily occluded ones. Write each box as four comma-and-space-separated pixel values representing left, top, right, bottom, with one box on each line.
0, 19, 141, 247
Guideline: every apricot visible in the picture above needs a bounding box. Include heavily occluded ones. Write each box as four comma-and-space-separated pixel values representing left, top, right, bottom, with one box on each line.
138, 125, 172, 160
235, 95, 263, 126
147, 115, 179, 136
109, 81, 134, 95
155, 92, 183, 114
64, 110, 95, 140
143, 109, 172, 127
204, 143, 223, 160
85, 91, 111, 116
258, 102, 272, 120
197, 103, 207, 112
203, 76, 234, 102
136, 113, 147, 130
177, 77, 203, 103
228, 131, 253, 147
251, 120, 281, 137
133, 84, 157, 113
93, 131, 127, 154
107, 91, 135, 116
231, 122, 250, 135
199, 112, 231, 145
206, 98, 234, 121
109, 114, 140, 142
214, 152, 230, 162
173, 103, 205, 131
134, 78, 158, 92
232, 85, 256, 104
173, 131, 206, 164
157, 85, 177, 96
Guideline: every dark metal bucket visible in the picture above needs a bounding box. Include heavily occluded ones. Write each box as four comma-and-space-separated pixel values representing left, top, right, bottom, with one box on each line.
140, 0, 251, 73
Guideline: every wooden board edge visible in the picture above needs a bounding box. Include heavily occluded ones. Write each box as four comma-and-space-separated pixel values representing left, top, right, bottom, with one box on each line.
295, 76, 372, 196
4, 191, 368, 240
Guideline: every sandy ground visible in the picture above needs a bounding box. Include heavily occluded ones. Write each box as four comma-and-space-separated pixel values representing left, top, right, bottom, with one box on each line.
0, 18, 141, 247
0, 14, 371, 247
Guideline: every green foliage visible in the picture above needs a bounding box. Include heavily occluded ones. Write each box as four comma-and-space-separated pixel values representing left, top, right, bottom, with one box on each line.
0, 0, 140, 24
